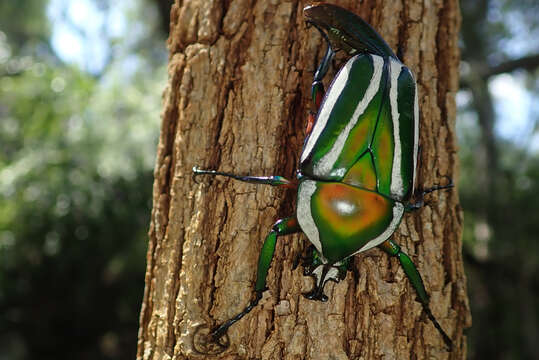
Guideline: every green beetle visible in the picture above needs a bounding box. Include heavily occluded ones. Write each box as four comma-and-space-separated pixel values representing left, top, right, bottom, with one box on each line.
193, 3, 453, 353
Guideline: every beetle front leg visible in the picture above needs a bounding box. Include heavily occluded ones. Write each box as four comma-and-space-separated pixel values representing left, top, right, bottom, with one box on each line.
208, 217, 301, 343
193, 166, 296, 189
378, 239, 453, 350
309, 21, 335, 109
304, 21, 336, 137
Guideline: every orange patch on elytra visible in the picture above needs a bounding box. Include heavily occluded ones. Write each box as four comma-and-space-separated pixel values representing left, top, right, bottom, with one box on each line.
316, 183, 391, 236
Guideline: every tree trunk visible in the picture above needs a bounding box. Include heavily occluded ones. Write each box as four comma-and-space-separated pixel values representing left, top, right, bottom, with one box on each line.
137, 1, 471, 359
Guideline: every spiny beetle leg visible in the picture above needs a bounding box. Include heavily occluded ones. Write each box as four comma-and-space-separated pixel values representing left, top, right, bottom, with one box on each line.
304, 20, 334, 139
210, 292, 263, 341
378, 239, 453, 351
192, 166, 296, 189
209, 217, 301, 342
307, 21, 335, 108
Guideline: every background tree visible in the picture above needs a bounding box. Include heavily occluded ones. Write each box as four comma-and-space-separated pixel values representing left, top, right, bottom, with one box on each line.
458, 0, 539, 359
137, 1, 470, 359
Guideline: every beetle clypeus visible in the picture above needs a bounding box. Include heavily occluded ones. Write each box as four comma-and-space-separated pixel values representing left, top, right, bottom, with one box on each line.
192, 2, 453, 353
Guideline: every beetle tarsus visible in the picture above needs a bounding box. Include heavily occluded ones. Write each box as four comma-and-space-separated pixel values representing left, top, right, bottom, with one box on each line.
423, 306, 454, 351
421, 176, 454, 196
192, 324, 230, 355
407, 177, 455, 211
303, 262, 333, 302
207, 291, 263, 342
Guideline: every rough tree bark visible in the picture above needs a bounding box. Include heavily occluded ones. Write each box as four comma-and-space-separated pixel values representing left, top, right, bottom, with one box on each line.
137, 1, 471, 359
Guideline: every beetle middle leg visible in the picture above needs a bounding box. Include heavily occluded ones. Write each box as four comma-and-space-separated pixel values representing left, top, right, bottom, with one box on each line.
207, 217, 301, 343
378, 239, 453, 351
407, 177, 454, 211
192, 166, 296, 188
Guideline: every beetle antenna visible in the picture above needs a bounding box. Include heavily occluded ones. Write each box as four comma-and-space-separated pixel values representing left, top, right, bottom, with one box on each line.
192, 324, 229, 355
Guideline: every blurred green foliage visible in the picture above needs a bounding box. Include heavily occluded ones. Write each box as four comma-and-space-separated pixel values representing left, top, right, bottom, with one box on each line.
0, 0, 166, 359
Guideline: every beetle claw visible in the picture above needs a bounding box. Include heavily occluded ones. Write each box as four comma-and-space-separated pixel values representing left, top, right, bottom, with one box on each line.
303, 290, 328, 302
192, 324, 230, 355
192, 166, 204, 184
442, 175, 455, 188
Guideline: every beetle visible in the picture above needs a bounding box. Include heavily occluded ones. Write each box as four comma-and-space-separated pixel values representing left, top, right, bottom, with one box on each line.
192, 3, 453, 353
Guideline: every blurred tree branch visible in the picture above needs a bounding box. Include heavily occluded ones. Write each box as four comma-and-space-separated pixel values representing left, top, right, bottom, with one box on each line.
485, 53, 539, 77
460, 53, 539, 88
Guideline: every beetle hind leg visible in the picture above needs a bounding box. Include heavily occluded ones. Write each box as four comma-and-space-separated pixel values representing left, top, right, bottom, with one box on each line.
378, 239, 453, 351
304, 22, 335, 137
308, 21, 335, 108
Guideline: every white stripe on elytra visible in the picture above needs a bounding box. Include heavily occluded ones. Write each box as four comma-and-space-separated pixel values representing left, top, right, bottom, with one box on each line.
301, 58, 354, 163
297, 181, 323, 254
389, 59, 404, 198
352, 202, 405, 255
412, 75, 419, 192
313, 55, 384, 177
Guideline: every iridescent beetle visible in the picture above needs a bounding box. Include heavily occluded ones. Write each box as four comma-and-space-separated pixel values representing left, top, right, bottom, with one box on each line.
193, 3, 453, 353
